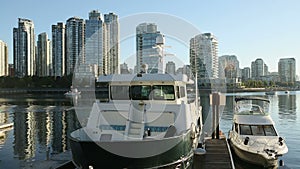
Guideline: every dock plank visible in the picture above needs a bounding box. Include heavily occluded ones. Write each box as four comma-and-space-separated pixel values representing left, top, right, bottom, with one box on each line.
193, 138, 234, 169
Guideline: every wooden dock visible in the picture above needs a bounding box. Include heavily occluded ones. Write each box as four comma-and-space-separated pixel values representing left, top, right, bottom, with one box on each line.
193, 138, 235, 169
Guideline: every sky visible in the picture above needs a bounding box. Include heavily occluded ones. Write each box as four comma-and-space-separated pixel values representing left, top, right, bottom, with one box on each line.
1, 0, 300, 75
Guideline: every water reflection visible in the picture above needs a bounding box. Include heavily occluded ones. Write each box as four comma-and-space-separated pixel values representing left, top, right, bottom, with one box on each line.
12, 110, 80, 160
0, 92, 298, 168
278, 94, 296, 121
0, 94, 81, 165
0, 112, 11, 144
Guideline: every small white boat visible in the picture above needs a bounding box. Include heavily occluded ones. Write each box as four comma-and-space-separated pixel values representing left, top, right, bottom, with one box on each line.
229, 97, 288, 167
265, 90, 276, 95
64, 86, 81, 96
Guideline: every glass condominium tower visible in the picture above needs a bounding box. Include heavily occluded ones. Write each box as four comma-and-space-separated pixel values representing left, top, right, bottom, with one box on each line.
85, 10, 104, 77
136, 23, 164, 74
52, 22, 65, 77
66, 17, 85, 75
0, 40, 8, 76
13, 18, 35, 77
190, 33, 219, 79
278, 58, 296, 83
104, 12, 120, 75
85, 11, 120, 76
37, 32, 51, 77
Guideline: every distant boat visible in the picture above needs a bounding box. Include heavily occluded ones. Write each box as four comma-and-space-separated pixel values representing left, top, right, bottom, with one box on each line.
64, 86, 81, 96
265, 90, 276, 95
229, 97, 288, 167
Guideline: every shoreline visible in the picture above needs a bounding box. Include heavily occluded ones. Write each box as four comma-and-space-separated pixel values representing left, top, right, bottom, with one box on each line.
0, 87, 298, 94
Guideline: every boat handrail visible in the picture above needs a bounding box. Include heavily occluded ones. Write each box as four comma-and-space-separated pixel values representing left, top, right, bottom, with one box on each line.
232, 132, 281, 151
128, 103, 132, 122
142, 102, 146, 123
235, 97, 270, 103
235, 103, 269, 115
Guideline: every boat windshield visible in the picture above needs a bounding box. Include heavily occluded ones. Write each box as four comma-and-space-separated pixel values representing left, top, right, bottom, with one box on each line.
131, 85, 152, 100
239, 124, 277, 136
110, 85, 175, 100
131, 85, 175, 100
111, 86, 130, 100
235, 100, 269, 115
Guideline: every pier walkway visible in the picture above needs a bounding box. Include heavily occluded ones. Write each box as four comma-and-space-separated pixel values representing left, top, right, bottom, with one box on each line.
193, 137, 235, 169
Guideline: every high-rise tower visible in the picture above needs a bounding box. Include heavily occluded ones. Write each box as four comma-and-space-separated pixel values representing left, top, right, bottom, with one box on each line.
190, 33, 219, 79
278, 58, 296, 83
251, 58, 268, 79
13, 18, 35, 77
85, 10, 104, 77
52, 22, 65, 77
136, 23, 164, 74
66, 17, 85, 75
0, 40, 8, 76
37, 32, 51, 76
104, 13, 120, 74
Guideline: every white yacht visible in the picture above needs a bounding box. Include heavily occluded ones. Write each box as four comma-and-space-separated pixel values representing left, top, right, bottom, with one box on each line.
229, 97, 288, 167
70, 73, 202, 169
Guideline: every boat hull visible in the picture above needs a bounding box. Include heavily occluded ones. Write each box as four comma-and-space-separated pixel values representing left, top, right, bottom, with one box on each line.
229, 140, 278, 167
70, 129, 196, 169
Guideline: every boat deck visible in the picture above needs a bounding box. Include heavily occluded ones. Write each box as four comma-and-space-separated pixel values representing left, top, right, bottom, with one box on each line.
193, 138, 235, 169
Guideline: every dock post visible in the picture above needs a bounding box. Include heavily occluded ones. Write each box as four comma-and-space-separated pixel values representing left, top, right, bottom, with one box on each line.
210, 92, 225, 139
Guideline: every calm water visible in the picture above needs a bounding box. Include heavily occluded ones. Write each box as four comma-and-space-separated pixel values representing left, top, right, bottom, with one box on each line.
0, 94, 81, 168
0, 92, 299, 168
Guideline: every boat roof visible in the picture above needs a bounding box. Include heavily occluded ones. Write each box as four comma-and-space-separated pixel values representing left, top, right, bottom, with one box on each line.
97, 73, 194, 84
234, 114, 274, 125
235, 97, 270, 103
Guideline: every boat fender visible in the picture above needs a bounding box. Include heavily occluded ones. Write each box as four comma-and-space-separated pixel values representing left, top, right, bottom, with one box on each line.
279, 159, 284, 166
244, 137, 249, 145
279, 137, 283, 146
147, 128, 151, 136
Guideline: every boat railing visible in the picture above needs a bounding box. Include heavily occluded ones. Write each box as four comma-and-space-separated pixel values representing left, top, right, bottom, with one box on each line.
235, 103, 269, 115
232, 132, 282, 152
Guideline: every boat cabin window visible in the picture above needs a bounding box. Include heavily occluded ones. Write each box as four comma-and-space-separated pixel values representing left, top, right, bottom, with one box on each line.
96, 82, 109, 102
251, 126, 265, 136
263, 125, 277, 136
239, 124, 277, 136
152, 85, 175, 100
240, 124, 252, 135
130, 85, 175, 100
110, 86, 130, 100
176, 86, 186, 98
180, 86, 186, 98
131, 85, 152, 100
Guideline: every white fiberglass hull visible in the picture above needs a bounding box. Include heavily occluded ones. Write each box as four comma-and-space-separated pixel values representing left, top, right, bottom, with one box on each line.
230, 141, 278, 167
70, 128, 198, 169
229, 132, 287, 167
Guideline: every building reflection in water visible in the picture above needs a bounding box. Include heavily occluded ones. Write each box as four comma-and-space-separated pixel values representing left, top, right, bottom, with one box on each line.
13, 108, 80, 160
13, 112, 36, 160
222, 96, 234, 120
278, 94, 296, 121
0, 112, 10, 144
